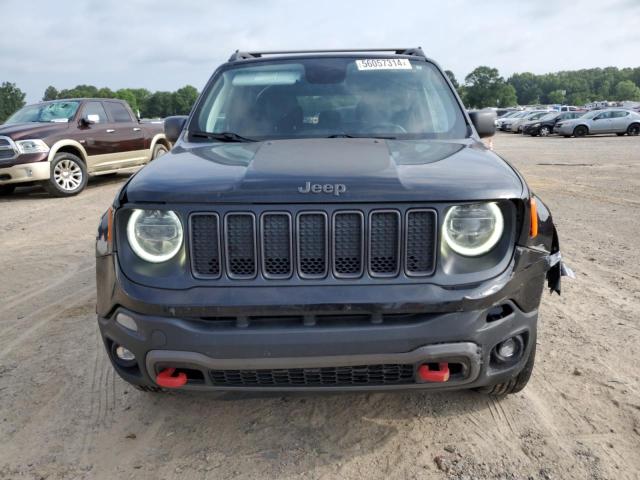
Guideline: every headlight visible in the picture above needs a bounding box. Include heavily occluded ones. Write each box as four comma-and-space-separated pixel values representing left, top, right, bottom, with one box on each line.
443, 203, 504, 256
16, 139, 50, 154
126, 209, 183, 262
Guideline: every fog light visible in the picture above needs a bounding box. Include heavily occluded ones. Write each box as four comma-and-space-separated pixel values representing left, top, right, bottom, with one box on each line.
493, 335, 524, 363
116, 346, 135, 362
116, 312, 138, 332
111, 342, 137, 368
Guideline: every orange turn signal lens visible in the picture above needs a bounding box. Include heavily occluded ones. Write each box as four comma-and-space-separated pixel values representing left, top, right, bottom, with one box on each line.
107, 207, 113, 243
529, 198, 538, 237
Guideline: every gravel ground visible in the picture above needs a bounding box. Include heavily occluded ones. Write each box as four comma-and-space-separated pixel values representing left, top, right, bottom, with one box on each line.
0, 133, 639, 480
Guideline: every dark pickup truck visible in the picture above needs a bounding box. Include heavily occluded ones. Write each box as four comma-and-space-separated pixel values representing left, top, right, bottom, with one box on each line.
0, 98, 170, 196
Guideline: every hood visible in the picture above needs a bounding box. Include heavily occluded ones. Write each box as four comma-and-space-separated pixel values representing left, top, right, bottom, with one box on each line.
0, 122, 68, 140
124, 138, 524, 204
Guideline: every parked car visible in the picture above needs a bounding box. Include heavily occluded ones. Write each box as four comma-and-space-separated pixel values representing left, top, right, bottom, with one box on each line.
96, 47, 570, 397
522, 111, 585, 136
496, 110, 529, 131
555, 109, 640, 137
0, 98, 170, 196
509, 111, 548, 133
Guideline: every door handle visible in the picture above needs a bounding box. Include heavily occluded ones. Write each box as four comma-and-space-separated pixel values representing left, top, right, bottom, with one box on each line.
106, 129, 115, 133
133, 127, 141, 132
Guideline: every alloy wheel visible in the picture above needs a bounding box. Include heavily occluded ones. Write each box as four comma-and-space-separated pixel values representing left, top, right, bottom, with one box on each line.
54, 159, 83, 192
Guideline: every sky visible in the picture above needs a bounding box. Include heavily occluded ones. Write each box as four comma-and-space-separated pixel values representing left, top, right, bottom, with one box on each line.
1, 0, 639, 102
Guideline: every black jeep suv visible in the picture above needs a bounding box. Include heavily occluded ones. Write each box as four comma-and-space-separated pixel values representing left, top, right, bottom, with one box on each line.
96, 48, 569, 395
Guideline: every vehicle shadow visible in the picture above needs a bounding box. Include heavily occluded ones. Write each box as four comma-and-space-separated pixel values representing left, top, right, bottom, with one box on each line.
0, 173, 129, 203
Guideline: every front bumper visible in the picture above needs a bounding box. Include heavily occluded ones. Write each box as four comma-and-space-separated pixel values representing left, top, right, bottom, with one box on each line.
0, 158, 50, 185
96, 246, 551, 392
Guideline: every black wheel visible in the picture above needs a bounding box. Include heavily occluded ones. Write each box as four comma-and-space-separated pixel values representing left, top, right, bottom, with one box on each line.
477, 344, 536, 396
573, 125, 588, 137
152, 143, 169, 160
627, 123, 640, 136
0, 185, 16, 195
42, 152, 88, 197
539, 126, 551, 137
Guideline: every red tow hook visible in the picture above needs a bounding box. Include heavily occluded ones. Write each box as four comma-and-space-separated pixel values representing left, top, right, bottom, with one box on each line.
156, 368, 187, 388
418, 363, 450, 383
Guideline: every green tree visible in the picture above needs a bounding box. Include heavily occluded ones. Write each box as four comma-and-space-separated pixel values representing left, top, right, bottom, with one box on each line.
43, 85, 59, 101
614, 80, 640, 101
547, 90, 565, 104
0, 81, 26, 123
464, 66, 517, 108
172, 85, 199, 115
508, 72, 542, 105
115, 89, 139, 115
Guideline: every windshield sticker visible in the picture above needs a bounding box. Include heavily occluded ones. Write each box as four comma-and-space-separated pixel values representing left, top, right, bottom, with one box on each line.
356, 59, 412, 71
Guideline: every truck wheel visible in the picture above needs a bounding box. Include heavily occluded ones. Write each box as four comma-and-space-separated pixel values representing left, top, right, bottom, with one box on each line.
573, 125, 588, 137
627, 123, 640, 136
0, 185, 16, 195
152, 144, 169, 160
42, 153, 88, 197
477, 344, 536, 396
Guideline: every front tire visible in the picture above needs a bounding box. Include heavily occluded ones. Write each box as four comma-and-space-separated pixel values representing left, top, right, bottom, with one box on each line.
42, 152, 87, 197
477, 344, 536, 396
573, 125, 588, 137
0, 185, 16, 195
539, 126, 551, 137
152, 143, 169, 160
627, 123, 640, 136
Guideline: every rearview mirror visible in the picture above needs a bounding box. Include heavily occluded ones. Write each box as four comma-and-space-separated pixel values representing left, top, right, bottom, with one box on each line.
468, 109, 497, 138
164, 116, 188, 143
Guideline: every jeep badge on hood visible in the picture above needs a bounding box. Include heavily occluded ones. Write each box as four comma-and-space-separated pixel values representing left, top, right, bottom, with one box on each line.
298, 182, 347, 196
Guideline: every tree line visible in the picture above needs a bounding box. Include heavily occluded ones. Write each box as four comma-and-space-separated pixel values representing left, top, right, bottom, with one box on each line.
2, 65, 640, 123
446, 65, 640, 109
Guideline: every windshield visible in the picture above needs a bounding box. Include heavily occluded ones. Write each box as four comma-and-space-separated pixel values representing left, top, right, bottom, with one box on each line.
5, 100, 80, 124
192, 57, 467, 141
539, 113, 558, 121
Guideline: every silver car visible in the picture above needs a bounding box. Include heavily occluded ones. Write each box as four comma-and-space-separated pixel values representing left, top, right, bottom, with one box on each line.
509, 110, 549, 133
497, 110, 529, 131
555, 109, 640, 137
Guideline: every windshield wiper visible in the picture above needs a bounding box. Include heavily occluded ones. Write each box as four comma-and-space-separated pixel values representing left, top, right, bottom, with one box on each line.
326, 133, 397, 140
191, 131, 257, 142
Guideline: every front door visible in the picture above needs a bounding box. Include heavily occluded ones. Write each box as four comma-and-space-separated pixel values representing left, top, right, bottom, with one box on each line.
591, 111, 613, 133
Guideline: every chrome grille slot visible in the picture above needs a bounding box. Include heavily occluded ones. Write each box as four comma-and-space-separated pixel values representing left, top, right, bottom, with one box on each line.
405, 209, 437, 276
333, 211, 364, 278
225, 213, 257, 278
369, 210, 401, 277
297, 212, 328, 278
261, 213, 292, 278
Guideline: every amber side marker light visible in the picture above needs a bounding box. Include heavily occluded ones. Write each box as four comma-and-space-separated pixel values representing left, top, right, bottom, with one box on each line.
529, 198, 538, 237
107, 207, 114, 243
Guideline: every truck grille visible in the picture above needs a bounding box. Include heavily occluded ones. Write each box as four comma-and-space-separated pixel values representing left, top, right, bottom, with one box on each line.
0, 136, 17, 161
210, 364, 415, 387
190, 206, 436, 281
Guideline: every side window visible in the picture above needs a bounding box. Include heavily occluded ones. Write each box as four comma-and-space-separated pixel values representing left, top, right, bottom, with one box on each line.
595, 112, 610, 120
105, 102, 134, 123
612, 111, 628, 118
82, 101, 108, 123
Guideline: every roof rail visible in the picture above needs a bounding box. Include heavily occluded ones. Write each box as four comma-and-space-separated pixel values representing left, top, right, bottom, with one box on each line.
227, 48, 425, 62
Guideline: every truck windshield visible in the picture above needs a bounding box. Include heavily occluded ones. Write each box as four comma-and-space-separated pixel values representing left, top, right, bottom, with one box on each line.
5, 100, 80, 124
192, 57, 468, 141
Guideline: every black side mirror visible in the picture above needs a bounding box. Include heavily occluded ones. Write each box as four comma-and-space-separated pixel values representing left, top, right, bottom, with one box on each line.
164, 116, 188, 143
468, 109, 497, 138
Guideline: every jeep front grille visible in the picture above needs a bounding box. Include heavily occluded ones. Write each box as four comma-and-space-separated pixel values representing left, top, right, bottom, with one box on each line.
190, 206, 436, 281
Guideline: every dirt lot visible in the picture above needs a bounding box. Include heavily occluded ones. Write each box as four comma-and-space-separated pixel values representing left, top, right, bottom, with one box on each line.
1, 133, 639, 480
